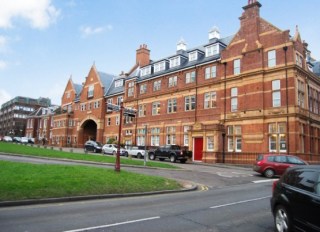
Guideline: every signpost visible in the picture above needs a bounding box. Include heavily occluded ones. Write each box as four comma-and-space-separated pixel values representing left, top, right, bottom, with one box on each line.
106, 102, 137, 172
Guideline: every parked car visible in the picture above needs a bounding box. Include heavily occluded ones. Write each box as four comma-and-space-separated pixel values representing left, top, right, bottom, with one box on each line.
12, 137, 21, 143
28, 138, 35, 144
126, 146, 146, 159
271, 165, 320, 232
20, 137, 29, 144
84, 140, 102, 153
253, 154, 307, 178
148, 145, 192, 163
102, 144, 127, 156
3, 136, 13, 142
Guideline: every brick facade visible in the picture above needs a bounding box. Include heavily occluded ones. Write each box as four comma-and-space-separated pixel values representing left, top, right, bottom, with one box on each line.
45, 1, 320, 164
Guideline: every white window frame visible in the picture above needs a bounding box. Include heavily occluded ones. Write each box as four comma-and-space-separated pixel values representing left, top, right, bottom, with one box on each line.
167, 98, 177, 113
189, 51, 198, 61
153, 80, 161, 91
205, 44, 218, 57
207, 136, 214, 151
169, 56, 180, 68
168, 76, 177, 87
115, 80, 123, 87
186, 71, 195, 84
185, 95, 196, 111
268, 50, 276, 68
140, 83, 147, 94
88, 85, 94, 98
140, 66, 151, 76
234, 59, 241, 75
205, 66, 217, 79
154, 61, 166, 73
231, 88, 238, 112
204, 91, 217, 109
272, 80, 281, 107
152, 102, 160, 115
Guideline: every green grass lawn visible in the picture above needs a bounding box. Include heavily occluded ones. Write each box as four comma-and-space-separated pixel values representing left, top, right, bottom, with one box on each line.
0, 160, 181, 201
0, 142, 178, 169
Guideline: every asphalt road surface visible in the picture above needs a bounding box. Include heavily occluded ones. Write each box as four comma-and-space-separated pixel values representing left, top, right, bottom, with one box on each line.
0, 154, 276, 232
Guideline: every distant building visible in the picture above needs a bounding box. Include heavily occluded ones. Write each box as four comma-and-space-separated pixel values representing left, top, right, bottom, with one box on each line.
51, 1, 320, 164
25, 105, 59, 143
0, 96, 51, 137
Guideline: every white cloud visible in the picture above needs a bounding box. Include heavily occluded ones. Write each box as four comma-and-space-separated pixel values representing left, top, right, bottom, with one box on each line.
0, 0, 60, 29
80, 24, 113, 37
0, 89, 11, 106
0, 60, 7, 70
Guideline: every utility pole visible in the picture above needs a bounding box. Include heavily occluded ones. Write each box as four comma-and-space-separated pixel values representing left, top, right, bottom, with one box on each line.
115, 101, 123, 172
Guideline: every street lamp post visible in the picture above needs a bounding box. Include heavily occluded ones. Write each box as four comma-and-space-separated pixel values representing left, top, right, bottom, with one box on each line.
115, 101, 124, 172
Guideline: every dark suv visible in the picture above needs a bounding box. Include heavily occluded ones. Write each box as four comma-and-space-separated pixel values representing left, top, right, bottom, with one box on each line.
148, 145, 192, 163
253, 154, 307, 178
84, 140, 102, 153
271, 165, 320, 232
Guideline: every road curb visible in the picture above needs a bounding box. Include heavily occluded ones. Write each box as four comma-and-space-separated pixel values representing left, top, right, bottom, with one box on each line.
0, 183, 198, 207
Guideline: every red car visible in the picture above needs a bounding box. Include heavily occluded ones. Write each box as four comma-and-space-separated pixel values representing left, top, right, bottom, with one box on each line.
253, 154, 307, 178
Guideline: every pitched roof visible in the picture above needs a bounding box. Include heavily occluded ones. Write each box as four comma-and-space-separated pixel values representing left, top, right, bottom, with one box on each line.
132, 34, 234, 82
313, 61, 320, 76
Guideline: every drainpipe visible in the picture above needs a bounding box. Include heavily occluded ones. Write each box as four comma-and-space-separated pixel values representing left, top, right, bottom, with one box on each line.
195, 66, 198, 123
283, 46, 289, 155
222, 62, 227, 163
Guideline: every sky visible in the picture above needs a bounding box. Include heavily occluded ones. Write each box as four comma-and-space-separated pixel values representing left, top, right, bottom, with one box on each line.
0, 0, 320, 106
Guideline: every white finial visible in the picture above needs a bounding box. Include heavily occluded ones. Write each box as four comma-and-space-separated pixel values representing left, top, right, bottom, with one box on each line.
177, 37, 187, 51
209, 26, 220, 40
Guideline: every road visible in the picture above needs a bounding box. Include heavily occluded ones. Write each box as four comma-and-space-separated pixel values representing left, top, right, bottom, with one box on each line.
0, 154, 276, 232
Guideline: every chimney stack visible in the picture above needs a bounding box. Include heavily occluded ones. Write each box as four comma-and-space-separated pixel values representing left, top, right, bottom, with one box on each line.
136, 44, 150, 67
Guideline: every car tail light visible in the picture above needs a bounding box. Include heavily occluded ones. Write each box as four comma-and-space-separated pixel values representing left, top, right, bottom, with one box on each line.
272, 180, 278, 193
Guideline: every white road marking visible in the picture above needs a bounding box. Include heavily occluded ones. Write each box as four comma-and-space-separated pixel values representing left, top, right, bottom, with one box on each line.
63, 216, 160, 232
252, 179, 278, 183
210, 196, 271, 209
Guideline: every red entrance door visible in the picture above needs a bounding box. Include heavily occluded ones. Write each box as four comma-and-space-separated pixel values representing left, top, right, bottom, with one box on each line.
194, 138, 203, 161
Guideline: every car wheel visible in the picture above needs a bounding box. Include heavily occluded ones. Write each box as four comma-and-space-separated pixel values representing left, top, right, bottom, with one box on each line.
93, 148, 96, 153
112, 151, 116, 156
170, 155, 176, 163
274, 205, 292, 232
124, 152, 128, 157
264, 168, 275, 178
84, 147, 87, 152
137, 153, 142, 159
149, 153, 155, 160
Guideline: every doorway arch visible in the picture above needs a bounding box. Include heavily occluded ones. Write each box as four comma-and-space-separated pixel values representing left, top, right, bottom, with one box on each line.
82, 119, 97, 142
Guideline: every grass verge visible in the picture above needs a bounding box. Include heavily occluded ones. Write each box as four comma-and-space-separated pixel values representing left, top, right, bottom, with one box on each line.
0, 160, 182, 201
0, 142, 178, 169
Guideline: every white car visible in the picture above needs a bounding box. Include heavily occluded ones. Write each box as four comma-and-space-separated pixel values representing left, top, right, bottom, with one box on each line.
102, 144, 128, 156
20, 137, 29, 144
3, 136, 13, 142
126, 146, 146, 159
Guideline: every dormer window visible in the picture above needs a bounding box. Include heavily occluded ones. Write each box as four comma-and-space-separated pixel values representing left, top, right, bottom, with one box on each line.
189, 51, 198, 62
141, 66, 151, 76
154, 61, 166, 73
205, 44, 219, 57
88, 85, 94, 98
115, 80, 124, 87
169, 56, 181, 68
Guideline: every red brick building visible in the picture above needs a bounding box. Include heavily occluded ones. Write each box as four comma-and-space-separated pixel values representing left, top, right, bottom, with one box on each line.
50, 1, 320, 164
